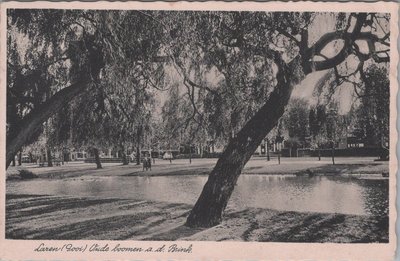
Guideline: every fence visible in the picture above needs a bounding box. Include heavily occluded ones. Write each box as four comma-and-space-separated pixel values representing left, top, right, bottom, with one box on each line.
279, 147, 385, 157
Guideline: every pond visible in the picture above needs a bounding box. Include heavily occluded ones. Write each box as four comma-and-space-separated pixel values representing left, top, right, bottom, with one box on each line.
7, 174, 388, 216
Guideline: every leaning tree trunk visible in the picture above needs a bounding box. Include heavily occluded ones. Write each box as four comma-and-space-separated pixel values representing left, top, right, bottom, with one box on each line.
46, 147, 53, 167
93, 147, 102, 169
6, 80, 90, 169
186, 59, 301, 227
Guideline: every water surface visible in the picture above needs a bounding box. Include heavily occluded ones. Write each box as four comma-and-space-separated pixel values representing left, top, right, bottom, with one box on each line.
7, 175, 388, 216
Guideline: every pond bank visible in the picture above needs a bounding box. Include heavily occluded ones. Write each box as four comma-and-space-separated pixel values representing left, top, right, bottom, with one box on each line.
6, 194, 388, 242
6, 157, 389, 181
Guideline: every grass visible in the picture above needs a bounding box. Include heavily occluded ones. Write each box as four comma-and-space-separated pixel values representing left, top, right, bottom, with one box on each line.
6, 157, 389, 180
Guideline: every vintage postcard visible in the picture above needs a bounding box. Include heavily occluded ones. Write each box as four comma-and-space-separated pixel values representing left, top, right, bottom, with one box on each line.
0, 1, 398, 260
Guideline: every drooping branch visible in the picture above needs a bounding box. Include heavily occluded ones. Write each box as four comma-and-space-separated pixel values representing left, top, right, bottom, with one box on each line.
6, 79, 91, 169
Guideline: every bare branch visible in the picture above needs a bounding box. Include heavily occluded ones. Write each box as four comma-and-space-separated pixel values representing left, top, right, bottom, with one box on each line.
276, 29, 300, 45
302, 13, 369, 73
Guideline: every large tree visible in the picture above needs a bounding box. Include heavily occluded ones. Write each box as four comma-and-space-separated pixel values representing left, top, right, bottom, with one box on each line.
180, 12, 390, 227
282, 98, 310, 156
6, 9, 104, 168
348, 65, 390, 158
6, 9, 165, 168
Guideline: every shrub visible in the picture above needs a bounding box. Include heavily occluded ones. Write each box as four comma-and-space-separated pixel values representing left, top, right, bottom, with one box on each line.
19, 169, 38, 179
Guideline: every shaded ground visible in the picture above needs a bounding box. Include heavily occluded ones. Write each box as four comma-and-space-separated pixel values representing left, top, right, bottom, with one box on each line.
6, 194, 388, 242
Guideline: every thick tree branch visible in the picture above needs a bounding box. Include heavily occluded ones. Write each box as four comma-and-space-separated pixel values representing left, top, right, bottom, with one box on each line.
302, 13, 368, 74
6, 79, 91, 169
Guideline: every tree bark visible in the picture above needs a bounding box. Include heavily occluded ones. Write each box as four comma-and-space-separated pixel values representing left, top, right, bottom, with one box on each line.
18, 150, 22, 166
61, 148, 65, 165
46, 147, 53, 167
186, 59, 299, 228
136, 146, 141, 165
135, 127, 142, 165
93, 147, 102, 169
189, 143, 192, 164
121, 147, 129, 165
6, 80, 90, 169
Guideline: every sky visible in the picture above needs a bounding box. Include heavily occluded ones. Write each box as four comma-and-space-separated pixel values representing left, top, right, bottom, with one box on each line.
291, 70, 355, 115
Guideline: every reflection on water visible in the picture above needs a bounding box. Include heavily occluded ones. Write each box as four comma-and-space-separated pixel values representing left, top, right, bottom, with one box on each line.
7, 175, 388, 216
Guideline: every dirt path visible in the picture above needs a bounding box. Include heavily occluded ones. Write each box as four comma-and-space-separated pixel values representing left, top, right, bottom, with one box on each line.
6, 194, 388, 242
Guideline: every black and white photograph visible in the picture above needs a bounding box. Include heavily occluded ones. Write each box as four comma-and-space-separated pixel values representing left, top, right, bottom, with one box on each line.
1, 1, 397, 259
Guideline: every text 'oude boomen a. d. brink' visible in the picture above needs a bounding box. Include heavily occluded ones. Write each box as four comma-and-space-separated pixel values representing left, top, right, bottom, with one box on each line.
34, 242, 193, 253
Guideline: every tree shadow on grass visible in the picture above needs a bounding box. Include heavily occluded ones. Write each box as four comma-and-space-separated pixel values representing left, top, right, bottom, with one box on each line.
6, 195, 198, 240
7, 212, 159, 240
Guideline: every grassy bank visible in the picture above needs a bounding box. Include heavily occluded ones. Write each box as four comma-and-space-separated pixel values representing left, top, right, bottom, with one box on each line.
6, 157, 389, 180
6, 194, 388, 242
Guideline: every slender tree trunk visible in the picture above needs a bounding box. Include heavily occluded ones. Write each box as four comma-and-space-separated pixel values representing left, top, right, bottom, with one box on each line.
136, 146, 141, 165
135, 127, 142, 165
331, 142, 335, 165
189, 144, 192, 164
318, 144, 321, 161
29, 152, 33, 163
6, 80, 90, 169
186, 60, 298, 228
47, 148, 53, 167
12, 158, 15, 167
266, 139, 270, 161
61, 148, 65, 165
121, 147, 129, 165
278, 152, 281, 165
18, 150, 22, 166
93, 147, 102, 169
